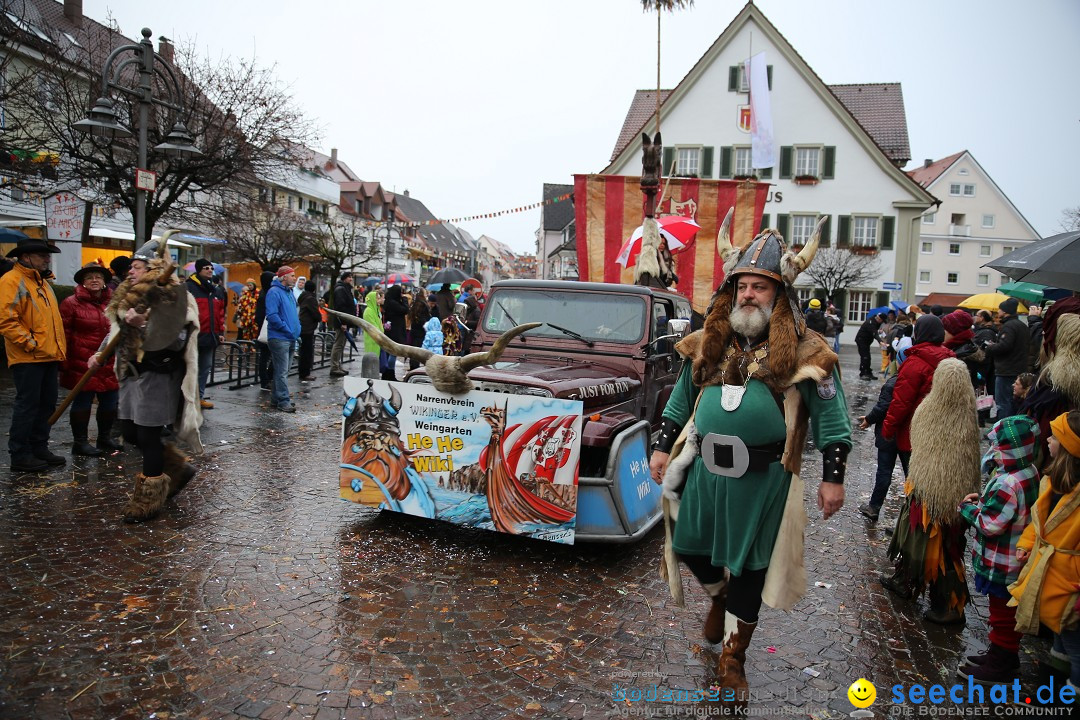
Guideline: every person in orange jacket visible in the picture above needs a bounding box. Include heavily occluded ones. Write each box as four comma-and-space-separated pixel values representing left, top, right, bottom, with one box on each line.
1010, 410, 1080, 691
0, 237, 67, 472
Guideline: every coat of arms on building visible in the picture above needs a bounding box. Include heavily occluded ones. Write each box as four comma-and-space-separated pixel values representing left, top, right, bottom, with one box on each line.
738, 105, 751, 133
667, 197, 698, 221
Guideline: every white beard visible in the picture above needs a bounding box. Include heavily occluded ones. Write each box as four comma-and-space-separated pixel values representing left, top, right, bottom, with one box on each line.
730, 302, 773, 340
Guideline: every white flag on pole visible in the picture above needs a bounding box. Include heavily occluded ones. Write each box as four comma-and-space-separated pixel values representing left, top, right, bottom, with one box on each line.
745, 52, 775, 169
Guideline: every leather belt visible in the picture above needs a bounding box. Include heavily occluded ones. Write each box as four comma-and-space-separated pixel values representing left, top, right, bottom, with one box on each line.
701, 433, 785, 478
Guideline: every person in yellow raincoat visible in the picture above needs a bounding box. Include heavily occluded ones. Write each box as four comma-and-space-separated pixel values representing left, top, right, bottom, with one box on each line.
1010, 410, 1080, 691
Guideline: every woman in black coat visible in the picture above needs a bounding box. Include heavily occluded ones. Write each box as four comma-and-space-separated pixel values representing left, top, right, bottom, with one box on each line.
380, 285, 409, 380
407, 289, 431, 370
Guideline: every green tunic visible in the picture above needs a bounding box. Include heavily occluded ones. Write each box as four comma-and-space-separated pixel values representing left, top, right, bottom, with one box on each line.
663, 362, 852, 575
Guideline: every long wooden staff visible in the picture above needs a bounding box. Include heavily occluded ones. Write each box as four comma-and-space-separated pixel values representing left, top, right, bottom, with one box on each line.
49, 229, 181, 425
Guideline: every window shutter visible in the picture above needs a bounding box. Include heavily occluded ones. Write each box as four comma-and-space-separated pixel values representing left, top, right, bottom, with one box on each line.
823, 146, 836, 179
819, 215, 832, 248
759, 213, 770, 232
662, 147, 674, 176
701, 146, 714, 178
728, 66, 739, 91
766, 65, 773, 90
881, 216, 895, 250
759, 166, 773, 179
719, 146, 733, 179
777, 213, 790, 239
837, 215, 851, 248
779, 146, 793, 179
875, 291, 890, 308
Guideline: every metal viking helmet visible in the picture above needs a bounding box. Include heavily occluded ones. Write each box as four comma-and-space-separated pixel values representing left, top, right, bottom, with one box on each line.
714, 208, 826, 289
132, 238, 162, 262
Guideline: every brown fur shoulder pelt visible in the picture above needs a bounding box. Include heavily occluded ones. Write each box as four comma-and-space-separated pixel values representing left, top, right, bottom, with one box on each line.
691, 285, 802, 392
907, 358, 981, 524
1040, 313, 1080, 406
634, 218, 662, 283
105, 259, 181, 370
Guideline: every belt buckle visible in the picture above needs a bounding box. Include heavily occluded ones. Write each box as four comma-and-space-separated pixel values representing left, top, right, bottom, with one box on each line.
701, 433, 750, 478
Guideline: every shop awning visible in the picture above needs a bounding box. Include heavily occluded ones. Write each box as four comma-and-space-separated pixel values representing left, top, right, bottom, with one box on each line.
88, 227, 192, 247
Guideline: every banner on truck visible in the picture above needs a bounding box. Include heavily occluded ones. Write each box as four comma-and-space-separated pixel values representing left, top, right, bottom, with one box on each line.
340, 378, 584, 544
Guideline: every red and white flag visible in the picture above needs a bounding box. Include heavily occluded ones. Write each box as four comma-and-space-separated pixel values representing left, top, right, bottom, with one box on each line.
745, 52, 775, 170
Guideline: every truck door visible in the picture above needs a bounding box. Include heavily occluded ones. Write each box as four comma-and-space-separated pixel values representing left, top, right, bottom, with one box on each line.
645, 297, 681, 429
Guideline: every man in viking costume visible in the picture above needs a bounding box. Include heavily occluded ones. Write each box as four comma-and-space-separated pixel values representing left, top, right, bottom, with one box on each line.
89, 239, 202, 522
648, 211, 852, 703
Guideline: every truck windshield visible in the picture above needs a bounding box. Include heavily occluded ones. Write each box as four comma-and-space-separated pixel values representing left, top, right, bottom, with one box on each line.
483, 289, 647, 344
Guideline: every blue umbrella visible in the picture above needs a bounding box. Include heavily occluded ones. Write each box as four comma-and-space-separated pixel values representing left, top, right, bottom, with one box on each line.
226, 281, 247, 296
890, 300, 910, 313
0, 227, 30, 242
867, 306, 893, 317
361, 277, 381, 288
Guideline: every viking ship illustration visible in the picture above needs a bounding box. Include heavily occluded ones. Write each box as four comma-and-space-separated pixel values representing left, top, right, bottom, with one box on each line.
478, 403, 575, 533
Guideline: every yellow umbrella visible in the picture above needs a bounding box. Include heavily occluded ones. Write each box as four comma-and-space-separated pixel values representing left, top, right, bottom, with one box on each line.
958, 292, 1027, 314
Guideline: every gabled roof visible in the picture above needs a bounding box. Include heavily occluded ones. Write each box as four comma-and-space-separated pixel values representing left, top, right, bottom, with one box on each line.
827, 83, 911, 165
906, 150, 1039, 237
390, 192, 438, 224
603, 3, 934, 206
305, 148, 362, 183
610, 90, 671, 162
907, 151, 965, 188
542, 183, 574, 232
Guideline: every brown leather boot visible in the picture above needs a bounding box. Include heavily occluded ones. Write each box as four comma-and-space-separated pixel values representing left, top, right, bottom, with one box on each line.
702, 581, 729, 644
123, 473, 169, 523
716, 611, 756, 706
161, 444, 196, 498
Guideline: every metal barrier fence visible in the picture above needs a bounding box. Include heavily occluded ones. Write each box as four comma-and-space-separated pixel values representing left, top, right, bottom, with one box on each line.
206, 330, 357, 390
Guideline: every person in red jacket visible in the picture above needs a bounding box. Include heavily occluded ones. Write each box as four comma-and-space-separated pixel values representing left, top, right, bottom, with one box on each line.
881, 314, 955, 461
60, 262, 121, 456
185, 259, 225, 409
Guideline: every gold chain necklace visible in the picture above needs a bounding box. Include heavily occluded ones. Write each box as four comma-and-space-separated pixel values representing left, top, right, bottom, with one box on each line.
720, 341, 768, 411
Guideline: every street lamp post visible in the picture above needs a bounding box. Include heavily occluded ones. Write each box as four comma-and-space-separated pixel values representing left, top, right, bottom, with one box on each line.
72, 28, 200, 244
376, 220, 397, 278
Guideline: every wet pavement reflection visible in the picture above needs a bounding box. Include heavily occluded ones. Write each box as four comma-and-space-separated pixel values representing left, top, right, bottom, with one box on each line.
0, 349, 1062, 718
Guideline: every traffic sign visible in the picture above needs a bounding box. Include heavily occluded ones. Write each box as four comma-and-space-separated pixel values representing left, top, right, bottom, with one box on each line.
882, 282, 903, 291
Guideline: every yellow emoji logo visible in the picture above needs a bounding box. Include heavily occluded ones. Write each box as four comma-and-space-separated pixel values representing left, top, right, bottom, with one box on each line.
847, 678, 876, 708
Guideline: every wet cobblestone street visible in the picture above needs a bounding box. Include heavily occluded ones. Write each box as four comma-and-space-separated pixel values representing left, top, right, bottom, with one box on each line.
0, 348, 1063, 719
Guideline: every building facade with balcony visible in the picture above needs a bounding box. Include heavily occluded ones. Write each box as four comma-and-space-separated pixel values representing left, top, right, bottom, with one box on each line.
907, 151, 1038, 304
602, 2, 936, 322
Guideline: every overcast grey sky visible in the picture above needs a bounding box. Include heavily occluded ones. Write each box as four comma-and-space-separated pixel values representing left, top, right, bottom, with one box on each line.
97, 0, 1080, 255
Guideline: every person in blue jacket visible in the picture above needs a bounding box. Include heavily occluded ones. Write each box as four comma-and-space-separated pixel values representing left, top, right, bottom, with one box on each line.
265, 266, 302, 413
857, 336, 913, 522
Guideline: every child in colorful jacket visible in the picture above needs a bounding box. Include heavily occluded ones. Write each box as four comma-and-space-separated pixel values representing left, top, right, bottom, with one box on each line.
957, 415, 1040, 684
1010, 410, 1080, 693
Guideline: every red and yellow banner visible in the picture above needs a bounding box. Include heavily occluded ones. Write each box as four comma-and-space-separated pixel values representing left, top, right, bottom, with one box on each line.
573, 175, 768, 314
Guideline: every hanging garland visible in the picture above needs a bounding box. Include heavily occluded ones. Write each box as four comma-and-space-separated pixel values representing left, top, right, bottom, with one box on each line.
369, 192, 573, 229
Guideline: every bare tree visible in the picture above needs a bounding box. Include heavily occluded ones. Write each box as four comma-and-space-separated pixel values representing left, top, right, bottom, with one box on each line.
1061, 206, 1080, 233
799, 248, 883, 302
203, 188, 312, 271
307, 214, 384, 284
1, 23, 318, 237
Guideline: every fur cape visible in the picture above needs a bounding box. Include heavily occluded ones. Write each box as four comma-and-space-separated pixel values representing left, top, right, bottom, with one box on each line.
105, 258, 203, 454
907, 358, 981, 523
633, 218, 677, 288
1039, 313, 1080, 407
661, 314, 839, 611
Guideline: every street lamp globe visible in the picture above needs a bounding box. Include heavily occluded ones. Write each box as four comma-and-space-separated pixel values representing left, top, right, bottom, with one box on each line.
154, 122, 202, 158
71, 97, 133, 139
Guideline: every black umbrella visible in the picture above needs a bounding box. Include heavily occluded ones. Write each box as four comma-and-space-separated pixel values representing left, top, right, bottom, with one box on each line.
428, 267, 472, 285
983, 230, 1080, 290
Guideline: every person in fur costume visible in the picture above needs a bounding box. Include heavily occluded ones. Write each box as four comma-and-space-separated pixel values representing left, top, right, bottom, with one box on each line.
89, 239, 203, 522
882, 358, 981, 624
648, 210, 852, 705
633, 217, 679, 290
1020, 303, 1080, 469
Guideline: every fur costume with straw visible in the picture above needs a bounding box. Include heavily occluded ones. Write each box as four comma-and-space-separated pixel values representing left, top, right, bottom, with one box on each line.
886, 358, 981, 612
